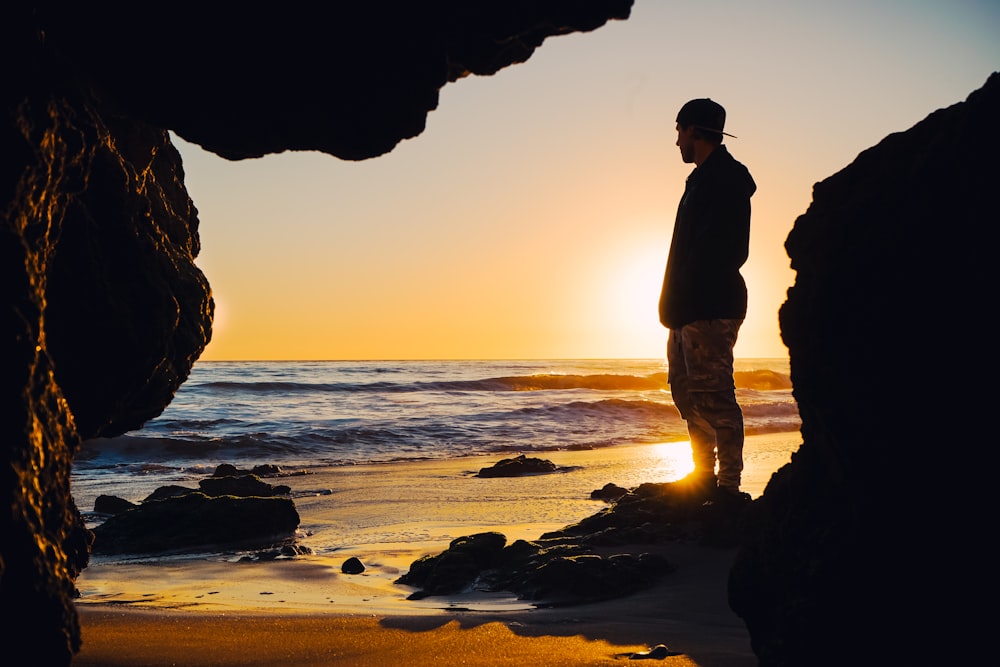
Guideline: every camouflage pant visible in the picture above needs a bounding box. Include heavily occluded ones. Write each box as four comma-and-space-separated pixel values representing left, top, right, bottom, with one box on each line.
667, 319, 744, 489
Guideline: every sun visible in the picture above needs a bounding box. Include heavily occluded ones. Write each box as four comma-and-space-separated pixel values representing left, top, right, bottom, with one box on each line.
592, 234, 670, 358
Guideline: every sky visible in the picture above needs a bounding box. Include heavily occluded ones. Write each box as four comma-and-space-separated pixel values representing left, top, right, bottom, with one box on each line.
175, 0, 1000, 361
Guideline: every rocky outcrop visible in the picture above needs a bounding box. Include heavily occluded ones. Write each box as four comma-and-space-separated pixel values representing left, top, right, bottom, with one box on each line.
198, 474, 292, 498
590, 482, 629, 501
30, 2, 634, 163
90, 493, 300, 556
1, 2, 632, 662
398, 531, 674, 604
89, 471, 299, 555
93, 495, 137, 515
547, 479, 751, 548
398, 478, 744, 604
477, 454, 563, 477
729, 73, 1000, 666
2, 61, 209, 667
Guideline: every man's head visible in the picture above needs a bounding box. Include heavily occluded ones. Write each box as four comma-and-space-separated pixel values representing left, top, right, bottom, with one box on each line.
675, 98, 733, 164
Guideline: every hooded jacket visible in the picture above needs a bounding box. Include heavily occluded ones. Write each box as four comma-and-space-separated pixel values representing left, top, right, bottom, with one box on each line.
658, 145, 756, 330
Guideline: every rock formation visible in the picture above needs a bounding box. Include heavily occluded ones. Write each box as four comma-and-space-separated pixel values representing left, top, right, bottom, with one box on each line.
90, 493, 300, 556
476, 454, 563, 477
728, 72, 1000, 666
398, 477, 749, 604
1, 2, 632, 663
397, 530, 674, 603
88, 470, 298, 555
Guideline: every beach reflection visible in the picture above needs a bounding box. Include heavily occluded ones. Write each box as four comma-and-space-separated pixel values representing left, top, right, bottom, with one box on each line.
650, 441, 696, 482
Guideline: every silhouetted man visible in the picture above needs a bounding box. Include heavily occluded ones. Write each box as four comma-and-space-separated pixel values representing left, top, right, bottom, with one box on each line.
659, 98, 756, 499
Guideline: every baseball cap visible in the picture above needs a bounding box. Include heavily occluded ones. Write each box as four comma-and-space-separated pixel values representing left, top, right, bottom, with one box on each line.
676, 98, 737, 138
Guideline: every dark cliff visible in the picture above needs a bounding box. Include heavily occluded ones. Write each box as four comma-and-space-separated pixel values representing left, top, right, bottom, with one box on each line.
729, 72, 999, 666
1, 2, 632, 663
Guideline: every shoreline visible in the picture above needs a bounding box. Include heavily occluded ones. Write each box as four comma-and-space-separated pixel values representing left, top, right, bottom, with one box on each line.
76, 540, 753, 666
73, 433, 800, 665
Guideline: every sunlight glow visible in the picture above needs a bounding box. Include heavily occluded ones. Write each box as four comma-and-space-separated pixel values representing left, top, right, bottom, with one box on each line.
651, 441, 695, 482
586, 223, 671, 359
183, 1, 998, 362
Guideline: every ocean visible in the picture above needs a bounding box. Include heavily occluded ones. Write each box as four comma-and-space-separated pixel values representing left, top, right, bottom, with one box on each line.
72, 358, 800, 516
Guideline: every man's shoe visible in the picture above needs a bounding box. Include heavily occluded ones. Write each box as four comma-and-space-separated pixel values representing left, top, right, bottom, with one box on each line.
713, 485, 751, 503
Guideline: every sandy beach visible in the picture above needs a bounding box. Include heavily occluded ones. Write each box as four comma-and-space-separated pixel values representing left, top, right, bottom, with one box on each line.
74, 433, 800, 666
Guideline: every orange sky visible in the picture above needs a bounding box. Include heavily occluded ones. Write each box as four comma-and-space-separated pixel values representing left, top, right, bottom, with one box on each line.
177, 1, 999, 361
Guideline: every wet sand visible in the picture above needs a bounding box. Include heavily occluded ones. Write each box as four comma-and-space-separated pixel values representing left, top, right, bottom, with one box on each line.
74, 433, 800, 666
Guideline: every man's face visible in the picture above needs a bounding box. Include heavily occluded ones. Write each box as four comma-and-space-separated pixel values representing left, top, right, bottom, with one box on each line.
676, 123, 696, 164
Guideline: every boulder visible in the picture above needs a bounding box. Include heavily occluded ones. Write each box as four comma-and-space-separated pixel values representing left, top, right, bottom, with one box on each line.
590, 482, 629, 501
212, 463, 288, 478
342, 557, 366, 575
399, 532, 508, 597
143, 485, 199, 502
93, 495, 137, 515
477, 454, 559, 478
90, 492, 300, 555
398, 533, 674, 604
198, 474, 291, 498
212, 464, 240, 477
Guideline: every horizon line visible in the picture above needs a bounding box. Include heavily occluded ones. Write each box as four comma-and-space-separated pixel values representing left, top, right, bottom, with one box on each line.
194, 355, 790, 363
